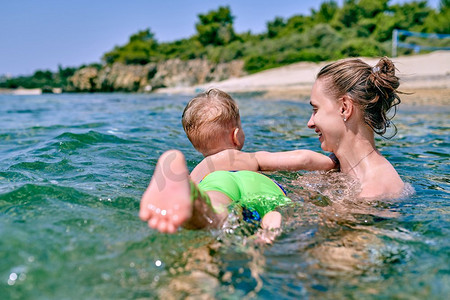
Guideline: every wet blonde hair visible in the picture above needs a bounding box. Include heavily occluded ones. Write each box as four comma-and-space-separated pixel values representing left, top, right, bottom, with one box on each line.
317, 57, 401, 137
182, 88, 241, 152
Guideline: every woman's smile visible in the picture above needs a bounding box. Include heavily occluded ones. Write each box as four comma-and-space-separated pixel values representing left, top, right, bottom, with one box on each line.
316, 130, 323, 140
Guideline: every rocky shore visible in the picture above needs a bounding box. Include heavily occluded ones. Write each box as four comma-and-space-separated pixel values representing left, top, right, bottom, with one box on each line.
4, 52, 449, 105
67, 59, 245, 92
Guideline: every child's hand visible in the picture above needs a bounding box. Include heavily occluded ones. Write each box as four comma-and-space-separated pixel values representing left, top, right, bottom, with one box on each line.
261, 211, 281, 229
255, 211, 282, 244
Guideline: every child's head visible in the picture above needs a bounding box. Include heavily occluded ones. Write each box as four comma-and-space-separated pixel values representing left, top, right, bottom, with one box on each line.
182, 88, 245, 157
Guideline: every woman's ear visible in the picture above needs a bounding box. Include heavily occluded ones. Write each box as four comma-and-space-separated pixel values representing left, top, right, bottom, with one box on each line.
341, 95, 354, 122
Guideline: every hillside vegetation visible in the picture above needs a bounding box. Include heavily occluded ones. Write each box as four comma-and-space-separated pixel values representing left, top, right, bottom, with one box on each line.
1, 0, 448, 91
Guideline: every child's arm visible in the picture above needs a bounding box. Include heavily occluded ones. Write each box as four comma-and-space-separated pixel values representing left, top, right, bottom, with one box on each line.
190, 149, 337, 183
254, 150, 337, 171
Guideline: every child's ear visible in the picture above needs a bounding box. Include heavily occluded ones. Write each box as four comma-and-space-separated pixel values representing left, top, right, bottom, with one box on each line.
232, 127, 245, 150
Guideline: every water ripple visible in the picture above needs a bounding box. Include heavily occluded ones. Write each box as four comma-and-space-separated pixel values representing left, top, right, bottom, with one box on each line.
0, 94, 448, 299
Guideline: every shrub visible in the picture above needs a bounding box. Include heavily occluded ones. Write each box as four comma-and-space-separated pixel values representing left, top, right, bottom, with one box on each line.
338, 38, 386, 57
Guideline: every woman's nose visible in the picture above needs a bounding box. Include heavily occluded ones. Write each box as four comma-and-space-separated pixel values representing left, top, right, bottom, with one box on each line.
307, 115, 315, 128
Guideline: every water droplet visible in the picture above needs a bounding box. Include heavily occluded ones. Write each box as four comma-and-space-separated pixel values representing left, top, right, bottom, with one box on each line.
155, 260, 162, 267
9, 273, 18, 281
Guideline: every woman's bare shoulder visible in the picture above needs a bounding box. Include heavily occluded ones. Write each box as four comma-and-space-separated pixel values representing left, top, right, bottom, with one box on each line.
360, 162, 404, 199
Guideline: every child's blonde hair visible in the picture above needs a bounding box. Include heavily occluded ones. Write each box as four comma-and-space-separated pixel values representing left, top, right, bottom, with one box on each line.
182, 88, 241, 154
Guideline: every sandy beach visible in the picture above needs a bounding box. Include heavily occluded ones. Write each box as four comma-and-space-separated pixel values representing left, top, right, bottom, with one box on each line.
159, 51, 450, 105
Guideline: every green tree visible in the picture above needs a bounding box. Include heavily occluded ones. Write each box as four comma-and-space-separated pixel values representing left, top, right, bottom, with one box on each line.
390, 1, 432, 31
311, 1, 339, 23
331, 0, 361, 29
424, 0, 450, 33
306, 24, 342, 48
357, 0, 388, 18
439, 0, 450, 10
158, 38, 205, 60
280, 15, 313, 35
195, 6, 237, 46
267, 17, 286, 38
103, 28, 159, 65
338, 38, 385, 57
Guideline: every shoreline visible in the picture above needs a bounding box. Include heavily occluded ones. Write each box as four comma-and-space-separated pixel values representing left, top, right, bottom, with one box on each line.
157, 51, 450, 106
2, 52, 449, 105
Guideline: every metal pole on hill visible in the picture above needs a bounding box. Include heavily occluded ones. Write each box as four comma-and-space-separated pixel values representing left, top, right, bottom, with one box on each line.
392, 29, 398, 57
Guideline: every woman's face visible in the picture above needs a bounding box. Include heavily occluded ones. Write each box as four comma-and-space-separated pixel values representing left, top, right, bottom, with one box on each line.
307, 78, 344, 152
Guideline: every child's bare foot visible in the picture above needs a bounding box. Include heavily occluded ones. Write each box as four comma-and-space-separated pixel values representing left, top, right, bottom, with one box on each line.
139, 150, 192, 233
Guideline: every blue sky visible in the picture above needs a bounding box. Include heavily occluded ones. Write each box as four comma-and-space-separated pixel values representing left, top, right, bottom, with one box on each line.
0, 0, 440, 76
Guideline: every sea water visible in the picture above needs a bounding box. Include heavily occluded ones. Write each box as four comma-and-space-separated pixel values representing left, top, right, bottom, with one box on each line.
0, 93, 448, 299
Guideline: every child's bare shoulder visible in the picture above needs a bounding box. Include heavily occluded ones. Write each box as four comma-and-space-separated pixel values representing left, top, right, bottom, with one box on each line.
191, 149, 259, 183
211, 149, 259, 170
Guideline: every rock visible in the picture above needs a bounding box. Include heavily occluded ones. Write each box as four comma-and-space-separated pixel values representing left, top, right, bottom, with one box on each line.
66, 59, 245, 93
67, 67, 98, 92
96, 63, 157, 92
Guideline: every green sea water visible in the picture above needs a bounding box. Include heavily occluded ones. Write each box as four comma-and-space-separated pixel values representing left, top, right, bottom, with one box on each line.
0, 93, 448, 299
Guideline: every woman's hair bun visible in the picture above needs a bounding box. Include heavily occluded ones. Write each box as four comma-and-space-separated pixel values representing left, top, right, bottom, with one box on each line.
370, 57, 399, 92
367, 57, 401, 137
369, 57, 400, 98
374, 57, 396, 77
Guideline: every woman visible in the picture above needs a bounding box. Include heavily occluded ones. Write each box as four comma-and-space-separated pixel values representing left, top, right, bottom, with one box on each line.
307, 57, 404, 198
139, 57, 404, 233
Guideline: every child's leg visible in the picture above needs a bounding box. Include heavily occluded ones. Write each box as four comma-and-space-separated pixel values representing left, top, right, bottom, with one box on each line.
139, 150, 230, 233
184, 190, 230, 230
